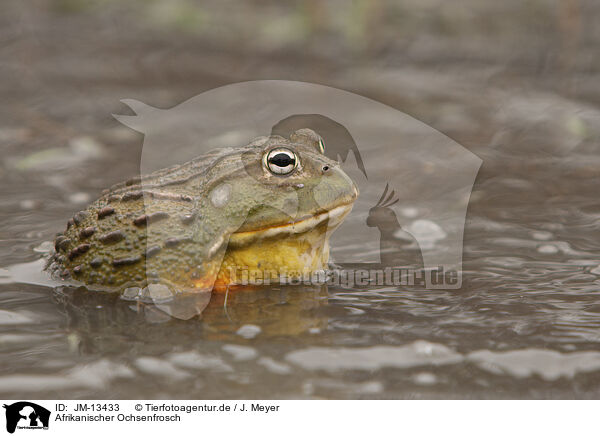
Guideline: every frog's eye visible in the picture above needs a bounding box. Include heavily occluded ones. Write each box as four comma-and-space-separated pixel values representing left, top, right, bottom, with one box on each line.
264, 148, 298, 175
317, 138, 325, 154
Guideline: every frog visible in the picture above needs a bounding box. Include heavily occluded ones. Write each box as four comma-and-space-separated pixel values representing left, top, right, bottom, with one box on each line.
46, 128, 358, 294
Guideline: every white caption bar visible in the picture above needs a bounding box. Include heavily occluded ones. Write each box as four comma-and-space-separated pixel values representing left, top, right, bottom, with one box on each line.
0, 400, 597, 435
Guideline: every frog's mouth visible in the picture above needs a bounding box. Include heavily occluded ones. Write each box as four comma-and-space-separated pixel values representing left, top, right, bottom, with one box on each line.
228, 202, 354, 247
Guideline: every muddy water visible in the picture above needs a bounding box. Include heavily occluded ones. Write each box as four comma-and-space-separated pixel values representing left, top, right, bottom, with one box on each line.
1, 0, 600, 399
2, 140, 599, 399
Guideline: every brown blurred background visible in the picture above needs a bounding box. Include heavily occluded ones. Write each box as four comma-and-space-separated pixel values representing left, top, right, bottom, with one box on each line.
2, 0, 599, 261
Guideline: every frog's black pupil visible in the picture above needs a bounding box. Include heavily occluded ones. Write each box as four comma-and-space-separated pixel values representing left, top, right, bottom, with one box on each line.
269, 153, 294, 167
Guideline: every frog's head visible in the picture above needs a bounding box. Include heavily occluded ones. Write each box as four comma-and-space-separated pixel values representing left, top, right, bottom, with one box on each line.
202, 128, 359, 283
235, 128, 358, 233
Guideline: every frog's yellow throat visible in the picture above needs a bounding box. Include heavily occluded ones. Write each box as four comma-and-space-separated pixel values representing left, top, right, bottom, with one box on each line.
210, 203, 353, 291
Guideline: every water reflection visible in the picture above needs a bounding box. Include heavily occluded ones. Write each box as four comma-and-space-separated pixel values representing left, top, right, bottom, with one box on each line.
51, 283, 330, 355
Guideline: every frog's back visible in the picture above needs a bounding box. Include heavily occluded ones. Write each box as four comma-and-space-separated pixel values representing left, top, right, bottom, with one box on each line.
47, 146, 242, 290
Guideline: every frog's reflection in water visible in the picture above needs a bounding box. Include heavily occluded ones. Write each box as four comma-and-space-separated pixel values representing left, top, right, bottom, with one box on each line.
53, 285, 329, 354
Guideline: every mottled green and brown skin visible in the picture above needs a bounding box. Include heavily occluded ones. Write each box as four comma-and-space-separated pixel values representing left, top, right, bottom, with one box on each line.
47, 129, 358, 293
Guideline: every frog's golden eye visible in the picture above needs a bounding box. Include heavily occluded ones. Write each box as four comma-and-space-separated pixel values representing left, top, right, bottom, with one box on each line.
264, 148, 298, 175
317, 138, 325, 154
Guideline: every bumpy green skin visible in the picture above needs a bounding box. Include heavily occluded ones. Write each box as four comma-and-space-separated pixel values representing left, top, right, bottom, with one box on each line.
47, 129, 358, 292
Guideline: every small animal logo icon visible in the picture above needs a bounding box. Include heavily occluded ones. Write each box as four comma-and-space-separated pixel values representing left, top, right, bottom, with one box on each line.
367, 183, 424, 268
3, 402, 50, 434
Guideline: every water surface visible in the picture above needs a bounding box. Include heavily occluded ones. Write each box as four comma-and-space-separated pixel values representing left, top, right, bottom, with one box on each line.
1, 0, 600, 399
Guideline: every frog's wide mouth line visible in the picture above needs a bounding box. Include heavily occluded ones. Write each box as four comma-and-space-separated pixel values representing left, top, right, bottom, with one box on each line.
228, 202, 355, 244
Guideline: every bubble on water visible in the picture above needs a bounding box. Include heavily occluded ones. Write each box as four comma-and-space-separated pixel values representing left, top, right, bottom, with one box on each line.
210, 183, 231, 208
414, 372, 438, 385
68, 136, 104, 159
168, 351, 233, 372
531, 230, 553, 241
314, 379, 384, 394
257, 357, 292, 375
403, 220, 447, 250
0, 359, 134, 392
135, 356, 189, 380
222, 344, 258, 361
538, 244, 559, 254
19, 199, 39, 210
400, 207, 419, 218
236, 324, 262, 339
415, 340, 435, 356
467, 349, 600, 381
356, 381, 384, 394
286, 341, 461, 371
69, 192, 91, 204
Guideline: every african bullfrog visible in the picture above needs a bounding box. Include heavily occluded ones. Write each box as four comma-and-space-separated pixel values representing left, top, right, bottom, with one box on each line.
47, 128, 358, 294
